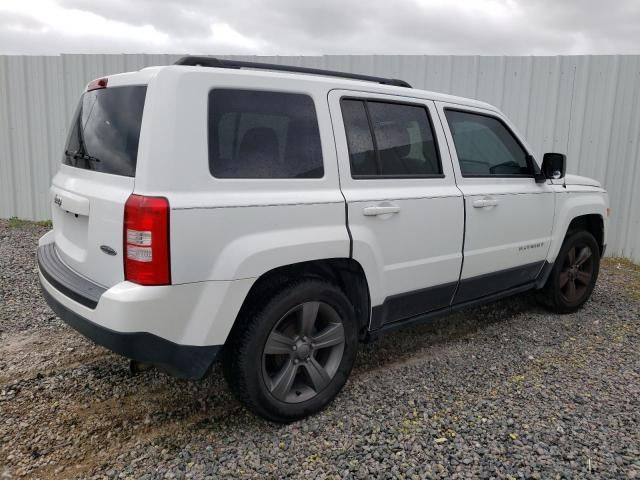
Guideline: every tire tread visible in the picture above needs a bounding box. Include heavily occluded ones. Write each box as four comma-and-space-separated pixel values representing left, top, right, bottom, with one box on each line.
223, 278, 356, 423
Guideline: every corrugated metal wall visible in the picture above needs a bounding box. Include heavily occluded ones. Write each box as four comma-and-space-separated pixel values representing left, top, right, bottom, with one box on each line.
1, 54, 639, 260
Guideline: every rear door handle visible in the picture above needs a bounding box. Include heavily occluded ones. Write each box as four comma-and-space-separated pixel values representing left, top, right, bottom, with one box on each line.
363, 204, 400, 216
472, 197, 499, 208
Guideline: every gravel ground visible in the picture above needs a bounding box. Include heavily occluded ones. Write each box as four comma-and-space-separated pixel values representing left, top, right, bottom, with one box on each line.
1, 219, 639, 479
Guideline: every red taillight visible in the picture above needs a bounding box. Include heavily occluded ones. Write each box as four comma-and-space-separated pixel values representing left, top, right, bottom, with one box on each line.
87, 77, 108, 91
124, 194, 170, 286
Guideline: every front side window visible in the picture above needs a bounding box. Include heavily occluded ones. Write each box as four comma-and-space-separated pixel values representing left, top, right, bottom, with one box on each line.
444, 109, 531, 177
341, 99, 442, 178
208, 89, 323, 178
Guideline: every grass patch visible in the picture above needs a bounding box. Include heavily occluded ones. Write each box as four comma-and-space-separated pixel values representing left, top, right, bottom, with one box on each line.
4, 217, 52, 228
603, 256, 640, 300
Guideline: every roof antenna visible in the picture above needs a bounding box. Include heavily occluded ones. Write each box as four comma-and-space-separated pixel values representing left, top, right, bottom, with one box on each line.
563, 65, 577, 190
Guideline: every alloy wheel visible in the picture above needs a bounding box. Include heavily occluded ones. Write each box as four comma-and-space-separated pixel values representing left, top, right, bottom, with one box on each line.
262, 301, 346, 403
559, 244, 594, 303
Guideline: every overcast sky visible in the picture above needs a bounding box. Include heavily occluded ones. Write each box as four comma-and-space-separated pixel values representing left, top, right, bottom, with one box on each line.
0, 0, 639, 56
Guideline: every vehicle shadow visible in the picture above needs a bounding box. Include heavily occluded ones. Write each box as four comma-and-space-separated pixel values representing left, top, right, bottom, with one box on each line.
354, 292, 541, 373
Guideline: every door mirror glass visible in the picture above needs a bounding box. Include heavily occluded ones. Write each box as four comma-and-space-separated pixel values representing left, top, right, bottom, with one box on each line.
541, 153, 566, 180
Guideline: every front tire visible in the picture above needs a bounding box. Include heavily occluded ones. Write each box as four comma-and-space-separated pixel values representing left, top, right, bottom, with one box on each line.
539, 230, 600, 313
223, 279, 358, 423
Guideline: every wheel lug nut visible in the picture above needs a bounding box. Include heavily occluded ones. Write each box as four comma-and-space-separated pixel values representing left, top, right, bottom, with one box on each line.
294, 359, 299, 364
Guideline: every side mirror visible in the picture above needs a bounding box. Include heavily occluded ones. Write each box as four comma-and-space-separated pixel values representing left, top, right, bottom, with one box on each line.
541, 153, 566, 180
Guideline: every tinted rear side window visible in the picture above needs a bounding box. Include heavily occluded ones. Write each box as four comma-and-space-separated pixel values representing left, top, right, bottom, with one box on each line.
63, 86, 146, 177
208, 89, 323, 178
367, 101, 442, 177
341, 99, 442, 178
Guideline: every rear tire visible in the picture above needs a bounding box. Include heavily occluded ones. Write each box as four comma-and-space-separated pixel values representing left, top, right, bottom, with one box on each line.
539, 230, 600, 314
223, 279, 358, 423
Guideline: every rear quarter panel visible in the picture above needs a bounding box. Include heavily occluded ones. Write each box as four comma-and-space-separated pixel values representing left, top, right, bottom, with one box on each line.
134, 67, 349, 284
170, 199, 348, 282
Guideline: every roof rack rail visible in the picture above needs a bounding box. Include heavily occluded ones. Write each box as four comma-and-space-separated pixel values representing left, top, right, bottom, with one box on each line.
173, 56, 412, 88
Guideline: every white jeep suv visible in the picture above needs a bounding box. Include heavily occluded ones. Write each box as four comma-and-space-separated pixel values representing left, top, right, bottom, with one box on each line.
38, 57, 609, 422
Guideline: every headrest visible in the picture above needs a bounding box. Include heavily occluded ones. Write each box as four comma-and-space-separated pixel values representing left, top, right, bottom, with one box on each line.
375, 122, 411, 158
237, 127, 280, 177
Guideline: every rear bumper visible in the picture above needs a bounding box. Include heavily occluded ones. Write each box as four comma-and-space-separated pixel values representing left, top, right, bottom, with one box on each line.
39, 284, 221, 378
36, 243, 253, 379
38, 243, 106, 309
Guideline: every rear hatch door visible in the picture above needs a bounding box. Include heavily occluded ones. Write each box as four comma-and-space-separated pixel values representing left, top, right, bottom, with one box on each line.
51, 83, 146, 288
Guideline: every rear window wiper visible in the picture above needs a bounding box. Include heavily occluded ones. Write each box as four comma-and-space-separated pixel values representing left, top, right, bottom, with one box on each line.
65, 149, 101, 163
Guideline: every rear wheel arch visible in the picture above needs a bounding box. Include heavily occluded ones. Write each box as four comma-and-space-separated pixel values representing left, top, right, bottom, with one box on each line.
228, 258, 371, 344
223, 278, 359, 422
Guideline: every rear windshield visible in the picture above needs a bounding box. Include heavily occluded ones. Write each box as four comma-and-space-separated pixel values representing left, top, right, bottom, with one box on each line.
62, 85, 147, 177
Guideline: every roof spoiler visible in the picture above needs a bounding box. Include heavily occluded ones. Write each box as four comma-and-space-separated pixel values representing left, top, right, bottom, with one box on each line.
174, 56, 412, 88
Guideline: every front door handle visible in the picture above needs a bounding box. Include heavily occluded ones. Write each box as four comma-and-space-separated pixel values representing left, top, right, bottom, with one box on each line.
472, 197, 499, 208
363, 204, 400, 216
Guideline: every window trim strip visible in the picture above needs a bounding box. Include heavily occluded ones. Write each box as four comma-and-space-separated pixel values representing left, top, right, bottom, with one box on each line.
362, 100, 383, 175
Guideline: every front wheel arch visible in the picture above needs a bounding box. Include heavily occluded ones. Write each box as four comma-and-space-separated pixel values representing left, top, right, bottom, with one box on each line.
565, 214, 605, 256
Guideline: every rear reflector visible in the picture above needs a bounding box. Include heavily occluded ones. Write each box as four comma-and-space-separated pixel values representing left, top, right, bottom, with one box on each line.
87, 77, 108, 91
124, 194, 170, 285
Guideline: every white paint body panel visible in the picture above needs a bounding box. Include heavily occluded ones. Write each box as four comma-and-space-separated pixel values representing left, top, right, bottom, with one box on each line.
562, 174, 602, 188
435, 102, 556, 279
328, 90, 463, 307
546, 186, 609, 262
50, 165, 134, 287
39, 228, 252, 346
39, 64, 609, 349
455, 181, 555, 279
133, 68, 350, 284
39, 269, 253, 346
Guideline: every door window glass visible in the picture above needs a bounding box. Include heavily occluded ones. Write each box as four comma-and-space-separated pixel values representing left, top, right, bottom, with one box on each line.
341, 99, 442, 178
367, 101, 442, 177
445, 110, 531, 176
